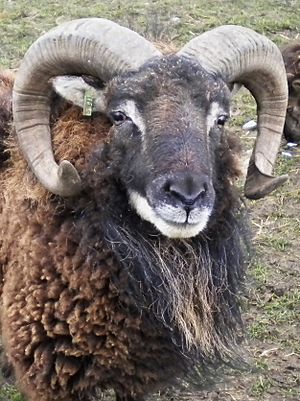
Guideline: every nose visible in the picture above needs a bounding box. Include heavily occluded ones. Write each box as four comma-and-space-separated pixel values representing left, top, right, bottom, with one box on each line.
164, 173, 210, 208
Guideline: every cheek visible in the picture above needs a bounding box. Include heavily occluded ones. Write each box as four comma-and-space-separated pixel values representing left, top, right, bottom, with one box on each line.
112, 122, 141, 143
116, 144, 151, 194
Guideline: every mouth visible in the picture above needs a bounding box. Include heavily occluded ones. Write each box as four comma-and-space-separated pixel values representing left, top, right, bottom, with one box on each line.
129, 190, 212, 238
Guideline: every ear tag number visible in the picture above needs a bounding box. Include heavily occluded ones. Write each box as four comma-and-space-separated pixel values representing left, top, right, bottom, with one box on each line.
83, 91, 94, 116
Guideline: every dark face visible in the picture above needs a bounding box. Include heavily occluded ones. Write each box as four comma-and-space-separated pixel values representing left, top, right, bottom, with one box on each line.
105, 56, 230, 238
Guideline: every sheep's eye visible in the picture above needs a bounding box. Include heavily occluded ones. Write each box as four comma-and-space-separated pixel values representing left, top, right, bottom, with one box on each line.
110, 111, 129, 126
217, 115, 228, 127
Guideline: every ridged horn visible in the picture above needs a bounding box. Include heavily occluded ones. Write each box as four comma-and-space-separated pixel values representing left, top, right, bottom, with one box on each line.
13, 18, 161, 197
178, 25, 288, 199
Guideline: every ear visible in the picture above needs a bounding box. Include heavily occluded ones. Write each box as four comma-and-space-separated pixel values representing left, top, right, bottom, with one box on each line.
52, 76, 106, 112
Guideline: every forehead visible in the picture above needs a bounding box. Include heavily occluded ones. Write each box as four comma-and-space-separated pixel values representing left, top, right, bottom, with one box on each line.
107, 55, 229, 109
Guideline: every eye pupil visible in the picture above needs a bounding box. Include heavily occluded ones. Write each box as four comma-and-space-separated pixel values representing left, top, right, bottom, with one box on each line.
113, 112, 125, 122
110, 111, 128, 125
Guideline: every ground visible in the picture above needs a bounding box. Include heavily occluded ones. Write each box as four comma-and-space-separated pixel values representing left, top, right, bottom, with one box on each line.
0, 0, 299, 400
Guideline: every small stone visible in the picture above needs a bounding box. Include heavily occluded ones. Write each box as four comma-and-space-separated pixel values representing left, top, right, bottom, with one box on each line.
242, 119, 257, 131
170, 17, 181, 25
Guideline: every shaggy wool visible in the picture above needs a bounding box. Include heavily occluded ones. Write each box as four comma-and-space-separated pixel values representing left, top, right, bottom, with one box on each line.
0, 73, 248, 401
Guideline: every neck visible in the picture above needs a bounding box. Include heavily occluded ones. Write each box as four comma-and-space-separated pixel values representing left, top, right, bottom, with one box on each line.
100, 196, 249, 360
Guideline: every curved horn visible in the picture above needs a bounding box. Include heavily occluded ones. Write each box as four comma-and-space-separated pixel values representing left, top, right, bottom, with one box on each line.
13, 18, 161, 196
178, 25, 288, 199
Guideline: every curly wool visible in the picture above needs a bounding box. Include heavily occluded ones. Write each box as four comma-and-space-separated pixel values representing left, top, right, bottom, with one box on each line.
0, 74, 248, 401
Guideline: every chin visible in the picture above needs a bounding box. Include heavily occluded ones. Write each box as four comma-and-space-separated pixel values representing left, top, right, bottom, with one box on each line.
129, 190, 212, 239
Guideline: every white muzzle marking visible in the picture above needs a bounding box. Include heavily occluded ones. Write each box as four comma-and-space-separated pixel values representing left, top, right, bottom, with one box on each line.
129, 190, 212, 239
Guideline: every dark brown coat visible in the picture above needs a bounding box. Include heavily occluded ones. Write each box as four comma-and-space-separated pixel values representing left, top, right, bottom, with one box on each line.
0, 72, 247, 401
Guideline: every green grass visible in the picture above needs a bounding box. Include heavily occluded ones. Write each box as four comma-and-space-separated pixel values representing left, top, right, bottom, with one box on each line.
249, 290, 300, 340
250, 377, 274, 397
230, 89, 256, 128
264, 291, 300, 324
249, 260, 268, 286
276, 153, 300, 176
0, 0, 300, 68
0, 385, 24, 401
249, 319, 274, 341
260, 237, 291, 252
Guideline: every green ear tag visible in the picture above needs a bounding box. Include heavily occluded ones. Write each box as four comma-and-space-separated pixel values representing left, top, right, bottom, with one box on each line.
83, 90, 94, 116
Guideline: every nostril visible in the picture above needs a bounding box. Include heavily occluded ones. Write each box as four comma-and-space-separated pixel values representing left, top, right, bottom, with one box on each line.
168, 181, 207, 206
201, 182, 208, 197
163, 181, 172, 194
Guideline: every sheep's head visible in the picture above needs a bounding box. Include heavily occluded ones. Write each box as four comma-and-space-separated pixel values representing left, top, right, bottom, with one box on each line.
53, 56, 230, 237
13, 19, 288, 238
282, 43, 300, 143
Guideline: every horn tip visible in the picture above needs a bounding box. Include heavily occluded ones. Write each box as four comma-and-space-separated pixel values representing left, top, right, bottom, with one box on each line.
244, 172, 288, 200
58, 160, 82, 197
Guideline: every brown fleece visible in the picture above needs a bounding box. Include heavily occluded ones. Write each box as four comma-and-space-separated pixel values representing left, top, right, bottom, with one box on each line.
0, 72, 246, 401
0, 83, 186, 400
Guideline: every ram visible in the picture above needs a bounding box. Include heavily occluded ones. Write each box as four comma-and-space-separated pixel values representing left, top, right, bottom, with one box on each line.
0, 18, 288, 401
